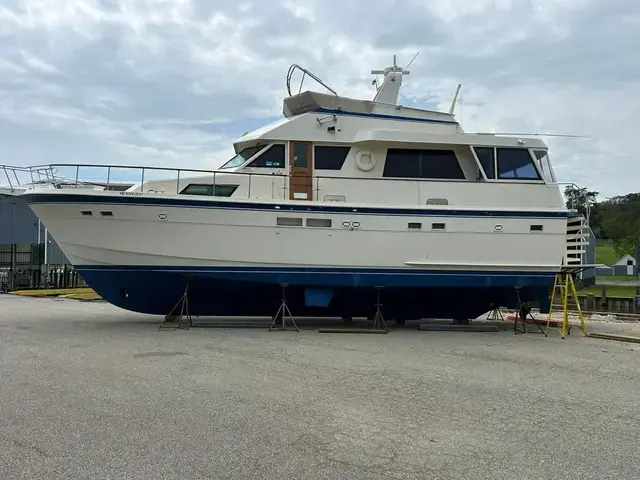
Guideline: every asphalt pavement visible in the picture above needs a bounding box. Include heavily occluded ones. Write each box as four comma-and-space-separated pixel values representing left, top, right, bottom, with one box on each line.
1, 295, 639, 480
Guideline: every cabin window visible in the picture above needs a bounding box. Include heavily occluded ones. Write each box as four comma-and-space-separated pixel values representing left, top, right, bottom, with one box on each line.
219, 145, 266, 169
530, 225, 544, 232
81, 211, 93, 216
474, 147, 496, 179
408, 222, 422, 230
179, 184, 239, 197
314, 146, 350, 170
496, 148, 541, 180
247, 144, 285, 168
432, 222, 446, 230
383, 149, 465, 180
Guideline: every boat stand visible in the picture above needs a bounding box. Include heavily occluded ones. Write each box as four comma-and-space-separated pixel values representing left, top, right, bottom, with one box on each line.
269, 284, 299, 332
371, 286, 388, 331
513, 288, 543, 335
159, 276, 193, 331
486, 304, 504, 321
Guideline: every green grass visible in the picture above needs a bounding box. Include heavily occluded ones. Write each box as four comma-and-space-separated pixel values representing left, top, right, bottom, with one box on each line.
597, 275, 639, 283
596, 243, 618, 266
578, 285, 637, 297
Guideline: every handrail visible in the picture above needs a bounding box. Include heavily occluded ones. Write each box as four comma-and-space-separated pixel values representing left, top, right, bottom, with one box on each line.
286, 64, 338, 97
2, 162, 582, 189
1, 164, 66, 193
2, 162, 584, 210
40, 163, 549, 185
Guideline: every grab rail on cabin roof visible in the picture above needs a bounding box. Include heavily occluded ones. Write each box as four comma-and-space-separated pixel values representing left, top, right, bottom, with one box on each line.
286, 64, 338, 97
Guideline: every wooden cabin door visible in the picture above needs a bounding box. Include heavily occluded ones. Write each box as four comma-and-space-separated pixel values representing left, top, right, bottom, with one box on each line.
289, 142, 313, 201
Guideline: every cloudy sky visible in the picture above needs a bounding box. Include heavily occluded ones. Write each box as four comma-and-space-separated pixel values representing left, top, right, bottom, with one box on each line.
1, 0, 638, 197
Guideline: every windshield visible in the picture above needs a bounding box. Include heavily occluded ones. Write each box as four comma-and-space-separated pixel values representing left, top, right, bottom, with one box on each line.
533, 150, 556, 183
219, 146, 265, 169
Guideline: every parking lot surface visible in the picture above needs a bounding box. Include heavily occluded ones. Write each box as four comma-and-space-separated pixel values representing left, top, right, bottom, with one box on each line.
1, 295, 639, 479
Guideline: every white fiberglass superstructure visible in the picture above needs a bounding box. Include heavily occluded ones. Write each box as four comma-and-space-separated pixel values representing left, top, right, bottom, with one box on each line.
17, 57, 586, 321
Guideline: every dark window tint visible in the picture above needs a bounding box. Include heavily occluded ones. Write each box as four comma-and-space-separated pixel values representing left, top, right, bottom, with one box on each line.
180, 184, 239, 197
383, 149, 465, 179
383, 149, 421, 178
497, 148, 541, 180
292, 142, 309, 168
314, 146, 350, 170
474, 147, 495, 179
432, 223, 446, 230
247, 144, 285, 168
420, 150, 465, 179
213, 185, 239, 197
180, 184, 210, 196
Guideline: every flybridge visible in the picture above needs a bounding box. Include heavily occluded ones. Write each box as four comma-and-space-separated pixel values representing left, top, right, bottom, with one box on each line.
282, 55, 457, 124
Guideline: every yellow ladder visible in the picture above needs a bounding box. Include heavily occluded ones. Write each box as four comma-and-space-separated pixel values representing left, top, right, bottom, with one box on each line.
545, 272, 588, 339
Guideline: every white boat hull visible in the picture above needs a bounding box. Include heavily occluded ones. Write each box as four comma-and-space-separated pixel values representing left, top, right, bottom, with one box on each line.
24, 190, 575, 319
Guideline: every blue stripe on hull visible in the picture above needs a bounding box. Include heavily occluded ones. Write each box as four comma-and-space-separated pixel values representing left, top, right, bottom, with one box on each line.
23, 193, 579, 219
77, 266, 554, 320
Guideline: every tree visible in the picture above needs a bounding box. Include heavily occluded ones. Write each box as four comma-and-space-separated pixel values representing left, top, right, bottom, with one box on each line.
564, 186, 599, 226
601, 194, 640, 258
564, 185, 599, 213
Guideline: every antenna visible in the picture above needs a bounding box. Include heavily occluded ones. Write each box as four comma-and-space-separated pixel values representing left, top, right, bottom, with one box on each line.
405, 52, 420, 71
449, 84, 461, 114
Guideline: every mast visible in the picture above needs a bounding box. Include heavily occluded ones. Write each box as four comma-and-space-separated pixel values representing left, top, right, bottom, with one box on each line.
371, 55, 411, 105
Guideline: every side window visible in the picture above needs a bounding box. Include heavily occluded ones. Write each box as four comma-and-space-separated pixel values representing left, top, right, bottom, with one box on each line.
314, 146, 350, 170
247, 144, 285, 168
497, 148, 541, 180
533, 150, 555, 183
383, 149, 421, 178
383, 149, 464, 179
474, 147, 495, 179
213, 185, 238, 197
180, 184, 211, 196
419, 150, 465, 179
180, 184, 238, 197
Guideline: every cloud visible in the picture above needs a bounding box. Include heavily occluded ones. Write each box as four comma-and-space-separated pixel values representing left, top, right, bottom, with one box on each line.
0, 0, 638, 197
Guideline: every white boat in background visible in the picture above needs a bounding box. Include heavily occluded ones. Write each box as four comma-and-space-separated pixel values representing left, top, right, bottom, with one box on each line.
14, 57, 587, 322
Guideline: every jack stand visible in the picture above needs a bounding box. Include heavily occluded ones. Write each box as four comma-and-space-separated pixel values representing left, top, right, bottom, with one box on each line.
159, 277, 193, 331
513, 288, 544, 335
371, 286, 388, 331
269, 284, 299, 332
486, 304, 504, 321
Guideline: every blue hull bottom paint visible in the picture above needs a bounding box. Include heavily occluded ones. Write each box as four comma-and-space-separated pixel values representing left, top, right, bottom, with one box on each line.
77, 266, 554, 320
